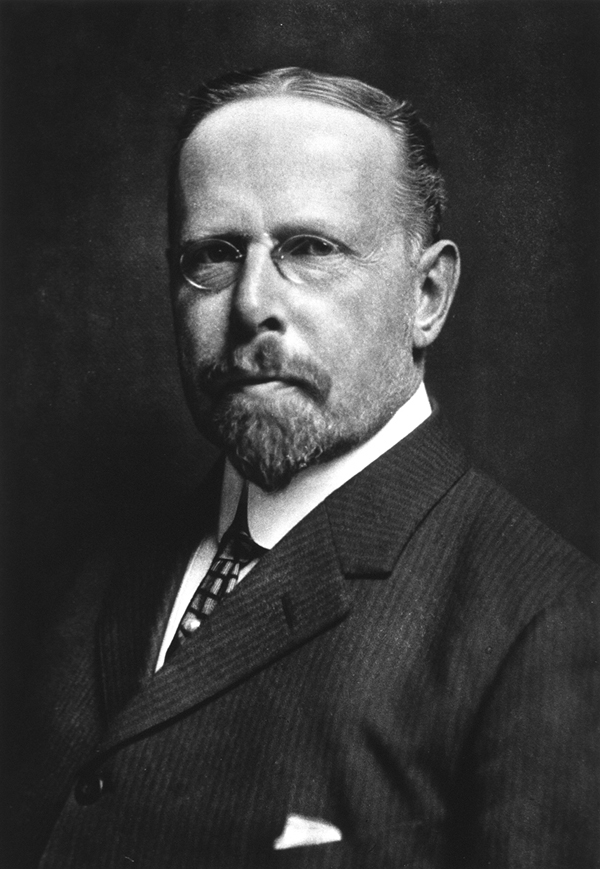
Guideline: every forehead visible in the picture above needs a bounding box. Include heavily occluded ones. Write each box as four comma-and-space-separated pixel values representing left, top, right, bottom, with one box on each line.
183, 94, 400, 157
177, 95, 402, 237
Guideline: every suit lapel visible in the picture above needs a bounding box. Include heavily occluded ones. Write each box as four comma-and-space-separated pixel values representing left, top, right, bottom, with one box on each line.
96, 498, 351, 754
95, 412, 468, 755
326, 412, 469, 576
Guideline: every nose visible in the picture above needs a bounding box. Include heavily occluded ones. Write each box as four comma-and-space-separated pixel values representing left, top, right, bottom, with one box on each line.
230, 241, 287, 339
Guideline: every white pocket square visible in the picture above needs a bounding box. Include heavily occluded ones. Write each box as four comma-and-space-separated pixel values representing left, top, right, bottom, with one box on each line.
273, 814, 342, 850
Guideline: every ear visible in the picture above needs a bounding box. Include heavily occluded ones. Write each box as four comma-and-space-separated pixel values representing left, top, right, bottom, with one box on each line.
413, 240, 460, 350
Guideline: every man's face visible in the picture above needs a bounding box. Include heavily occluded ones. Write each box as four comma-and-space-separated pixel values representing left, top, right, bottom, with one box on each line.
171, 95, 424, 490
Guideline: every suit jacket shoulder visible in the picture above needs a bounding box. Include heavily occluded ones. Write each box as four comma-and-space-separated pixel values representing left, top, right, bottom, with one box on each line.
9, 413, 599, 869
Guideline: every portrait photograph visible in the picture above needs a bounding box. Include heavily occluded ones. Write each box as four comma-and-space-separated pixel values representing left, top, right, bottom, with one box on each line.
1, 2, 598, 866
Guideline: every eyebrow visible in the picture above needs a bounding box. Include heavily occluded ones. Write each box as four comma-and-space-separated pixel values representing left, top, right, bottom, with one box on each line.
271, 220, 347, 238
181, 221, 358, 252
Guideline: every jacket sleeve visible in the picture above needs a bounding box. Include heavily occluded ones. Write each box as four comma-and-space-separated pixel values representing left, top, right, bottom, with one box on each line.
457, 573, 599, 869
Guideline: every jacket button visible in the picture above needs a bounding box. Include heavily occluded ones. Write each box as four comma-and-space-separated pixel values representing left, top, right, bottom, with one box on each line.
74, 772, 105, 805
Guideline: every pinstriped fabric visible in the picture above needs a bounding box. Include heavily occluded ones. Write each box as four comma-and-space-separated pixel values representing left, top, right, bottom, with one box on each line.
9, 414, 599, 869
94, 505, 350, 755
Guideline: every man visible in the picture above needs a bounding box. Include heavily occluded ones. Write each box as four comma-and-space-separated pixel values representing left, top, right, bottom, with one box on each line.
12, 68, 598, 868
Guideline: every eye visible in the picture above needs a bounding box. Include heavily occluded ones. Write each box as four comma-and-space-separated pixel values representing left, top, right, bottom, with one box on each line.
184, 238, 243, 266
280, 235, 342, 259
179, 238, 243, 290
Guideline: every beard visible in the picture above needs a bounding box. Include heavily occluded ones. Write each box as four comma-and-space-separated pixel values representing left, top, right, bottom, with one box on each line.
186, 335, 392, 492
211, 392, 366, 492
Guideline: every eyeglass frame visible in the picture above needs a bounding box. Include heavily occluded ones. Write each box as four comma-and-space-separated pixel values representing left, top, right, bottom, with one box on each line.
172, 233, 355, 292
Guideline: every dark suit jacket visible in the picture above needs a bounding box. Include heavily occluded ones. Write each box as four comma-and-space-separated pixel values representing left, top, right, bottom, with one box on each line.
11, 414, 599, 868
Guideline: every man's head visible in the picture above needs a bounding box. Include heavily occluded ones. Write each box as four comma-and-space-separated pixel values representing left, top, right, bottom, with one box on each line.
169, 68, 459, 491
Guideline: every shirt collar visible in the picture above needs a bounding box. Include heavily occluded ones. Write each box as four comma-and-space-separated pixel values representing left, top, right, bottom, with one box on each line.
218, 382, 432, 549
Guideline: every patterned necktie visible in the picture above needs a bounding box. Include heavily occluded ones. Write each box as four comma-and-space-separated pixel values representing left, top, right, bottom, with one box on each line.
166, 481, 266, 661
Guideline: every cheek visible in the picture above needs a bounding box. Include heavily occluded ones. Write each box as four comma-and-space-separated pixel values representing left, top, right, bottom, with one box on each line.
172, 290, 230, 361
316, 286, 410, 370
313, 291, 415, 410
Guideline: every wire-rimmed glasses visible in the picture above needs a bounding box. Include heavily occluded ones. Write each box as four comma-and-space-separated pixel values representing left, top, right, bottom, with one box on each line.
178, 235, 350, 292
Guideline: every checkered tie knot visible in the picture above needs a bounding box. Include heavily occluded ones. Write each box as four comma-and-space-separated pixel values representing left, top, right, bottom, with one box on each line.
166, 483, 266, 660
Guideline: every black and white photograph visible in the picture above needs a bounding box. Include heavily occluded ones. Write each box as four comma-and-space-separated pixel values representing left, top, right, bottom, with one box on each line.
1, 2, 598, 866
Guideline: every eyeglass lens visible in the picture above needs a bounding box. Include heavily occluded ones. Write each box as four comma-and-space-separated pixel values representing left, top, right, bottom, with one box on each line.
179, 235, 345, 290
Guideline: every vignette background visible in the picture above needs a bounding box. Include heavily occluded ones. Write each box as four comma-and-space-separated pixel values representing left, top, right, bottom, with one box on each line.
1, 0, 598, 806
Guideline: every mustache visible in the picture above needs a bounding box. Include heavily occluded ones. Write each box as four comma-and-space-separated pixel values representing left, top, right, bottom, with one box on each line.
197, 337, 332, 404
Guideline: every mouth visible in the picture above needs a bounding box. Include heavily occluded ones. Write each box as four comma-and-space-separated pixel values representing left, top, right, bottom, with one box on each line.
206, 371, 323, 403
217, 374, 305, 395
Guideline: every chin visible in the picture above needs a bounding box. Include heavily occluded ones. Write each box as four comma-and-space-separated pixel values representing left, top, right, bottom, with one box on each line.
204, 391, 353, 491
204, 388, 392, 492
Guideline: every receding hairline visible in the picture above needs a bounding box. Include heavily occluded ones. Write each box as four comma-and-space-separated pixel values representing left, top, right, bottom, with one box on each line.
180, 92, 405, 181
168, 67, 447, 250
183, 90, 404, 144
173, 92, 413, 246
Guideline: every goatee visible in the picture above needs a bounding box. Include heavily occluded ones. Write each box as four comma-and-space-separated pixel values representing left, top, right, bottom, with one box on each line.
210, 391, 363, 492
192, 336, 366, 491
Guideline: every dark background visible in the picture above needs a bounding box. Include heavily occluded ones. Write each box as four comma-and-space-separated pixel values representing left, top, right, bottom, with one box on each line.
1, 0, 599, 776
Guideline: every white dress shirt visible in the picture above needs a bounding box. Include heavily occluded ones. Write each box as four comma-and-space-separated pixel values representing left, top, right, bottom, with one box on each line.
155, 383, 431, 670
